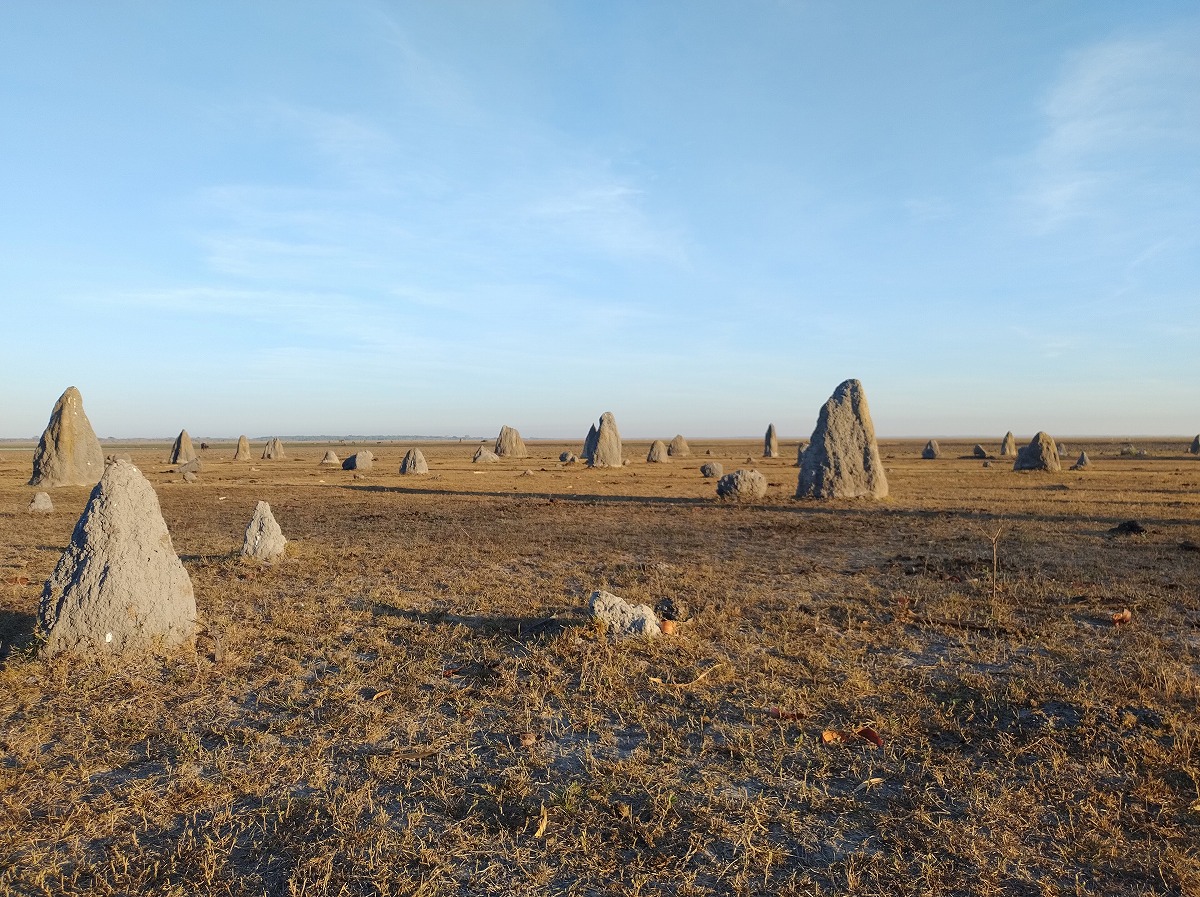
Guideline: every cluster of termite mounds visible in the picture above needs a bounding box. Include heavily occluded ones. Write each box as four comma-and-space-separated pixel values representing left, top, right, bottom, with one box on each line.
18, 384, 1200, 657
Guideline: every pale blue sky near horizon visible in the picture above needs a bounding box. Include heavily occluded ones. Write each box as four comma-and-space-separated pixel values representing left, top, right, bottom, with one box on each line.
1, 2, 1197, 439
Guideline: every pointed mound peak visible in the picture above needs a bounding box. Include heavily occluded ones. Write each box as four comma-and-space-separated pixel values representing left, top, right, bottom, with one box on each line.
796, 379, 888, 500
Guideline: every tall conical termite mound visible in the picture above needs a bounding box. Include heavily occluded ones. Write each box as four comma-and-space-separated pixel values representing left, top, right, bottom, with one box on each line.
29, 387, 104, 488
1013, 432, 1061, 472
668, 435, 690, 458
233, 435, 251, 461
262, 438, 286, 460
169, 430, 197, 465
796, 379, 888, 500
763, 424, 779, 458
588, 413, 622, 468
494, 425, 529, 458
1000, 432, 1017, 458
38, 460, 196, 655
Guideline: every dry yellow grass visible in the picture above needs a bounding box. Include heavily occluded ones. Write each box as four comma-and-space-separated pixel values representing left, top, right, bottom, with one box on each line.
1, 437, 1198, 895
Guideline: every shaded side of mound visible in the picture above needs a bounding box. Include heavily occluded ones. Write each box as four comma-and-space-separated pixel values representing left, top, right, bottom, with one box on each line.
796, 379, 888, 499
494, 425, 528, 458
29, 386, 104, 488
1013, 432, 1062, 472
38, 460, 195, 656
581, 424, 599, 464
922, 440, 940, 460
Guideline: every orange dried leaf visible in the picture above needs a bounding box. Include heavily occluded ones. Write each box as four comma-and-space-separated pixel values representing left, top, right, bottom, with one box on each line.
1112, 609, 1132, 627
769, 707, 803, 721
821, 729, 852, 744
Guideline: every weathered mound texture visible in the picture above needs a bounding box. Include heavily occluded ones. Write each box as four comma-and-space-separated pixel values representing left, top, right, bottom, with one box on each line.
717, 468, 767, 500
242, 500, 287, 561
38, 460, 196, 656
581, 425, 599, 464
559, 452, 578, 463
1013, 432, 1062, 472
589, 413, 622, 468
175, 458, 201, 475
29, 492, 54, 513
589, 590, 660, 640
473, 447, 500, 463
646, 440, 669, 463
342, 451, 373, 471
922, 440, 940, 460
494, 426, 529, 458
1191, 435, 1200, 455
668, 435, 690, 457
1001, 432, 1017, 457
763, 424, 779, 458
29, 387, 104, 488
1071, 452, 1091, 470
233, 436, 251, 461
169, 430, 197, 465
973, 444, 988, 458
319, 450, 340, 466
261, 438, 286, 460
400, 449, 428, 474
796, 379, 888, 500
700, 462, 724, 479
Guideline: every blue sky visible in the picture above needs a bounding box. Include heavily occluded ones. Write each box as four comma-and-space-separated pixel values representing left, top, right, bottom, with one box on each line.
1, 2, 1197, 439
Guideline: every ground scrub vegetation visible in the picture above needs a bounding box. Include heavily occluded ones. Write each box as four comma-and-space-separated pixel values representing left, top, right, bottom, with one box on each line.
1, 438, 1198, 895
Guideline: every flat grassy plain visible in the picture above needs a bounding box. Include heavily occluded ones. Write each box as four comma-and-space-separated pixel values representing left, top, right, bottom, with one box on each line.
1, 437, 1198, 896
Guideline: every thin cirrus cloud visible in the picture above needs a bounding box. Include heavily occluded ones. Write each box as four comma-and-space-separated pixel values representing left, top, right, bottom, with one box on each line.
1020, 29, 1200, 234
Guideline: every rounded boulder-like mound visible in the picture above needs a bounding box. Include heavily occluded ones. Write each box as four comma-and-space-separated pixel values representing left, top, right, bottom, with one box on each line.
1013, 432, 1062, 472
319, 450, 340, 466
473, 447, 500, 463
716, 468, 767, 500
342, 451, 373, 471
29, 492, 54, 513
646, 440, 669, 463
39, 460, 196, 656
700, 462, 723, 479
400, 448, 429, 475
667, 435, 690, 458
494, 425, 529, 459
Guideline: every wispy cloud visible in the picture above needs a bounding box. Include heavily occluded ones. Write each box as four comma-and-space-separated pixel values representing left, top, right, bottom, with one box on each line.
1020, 29, 1200, 233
